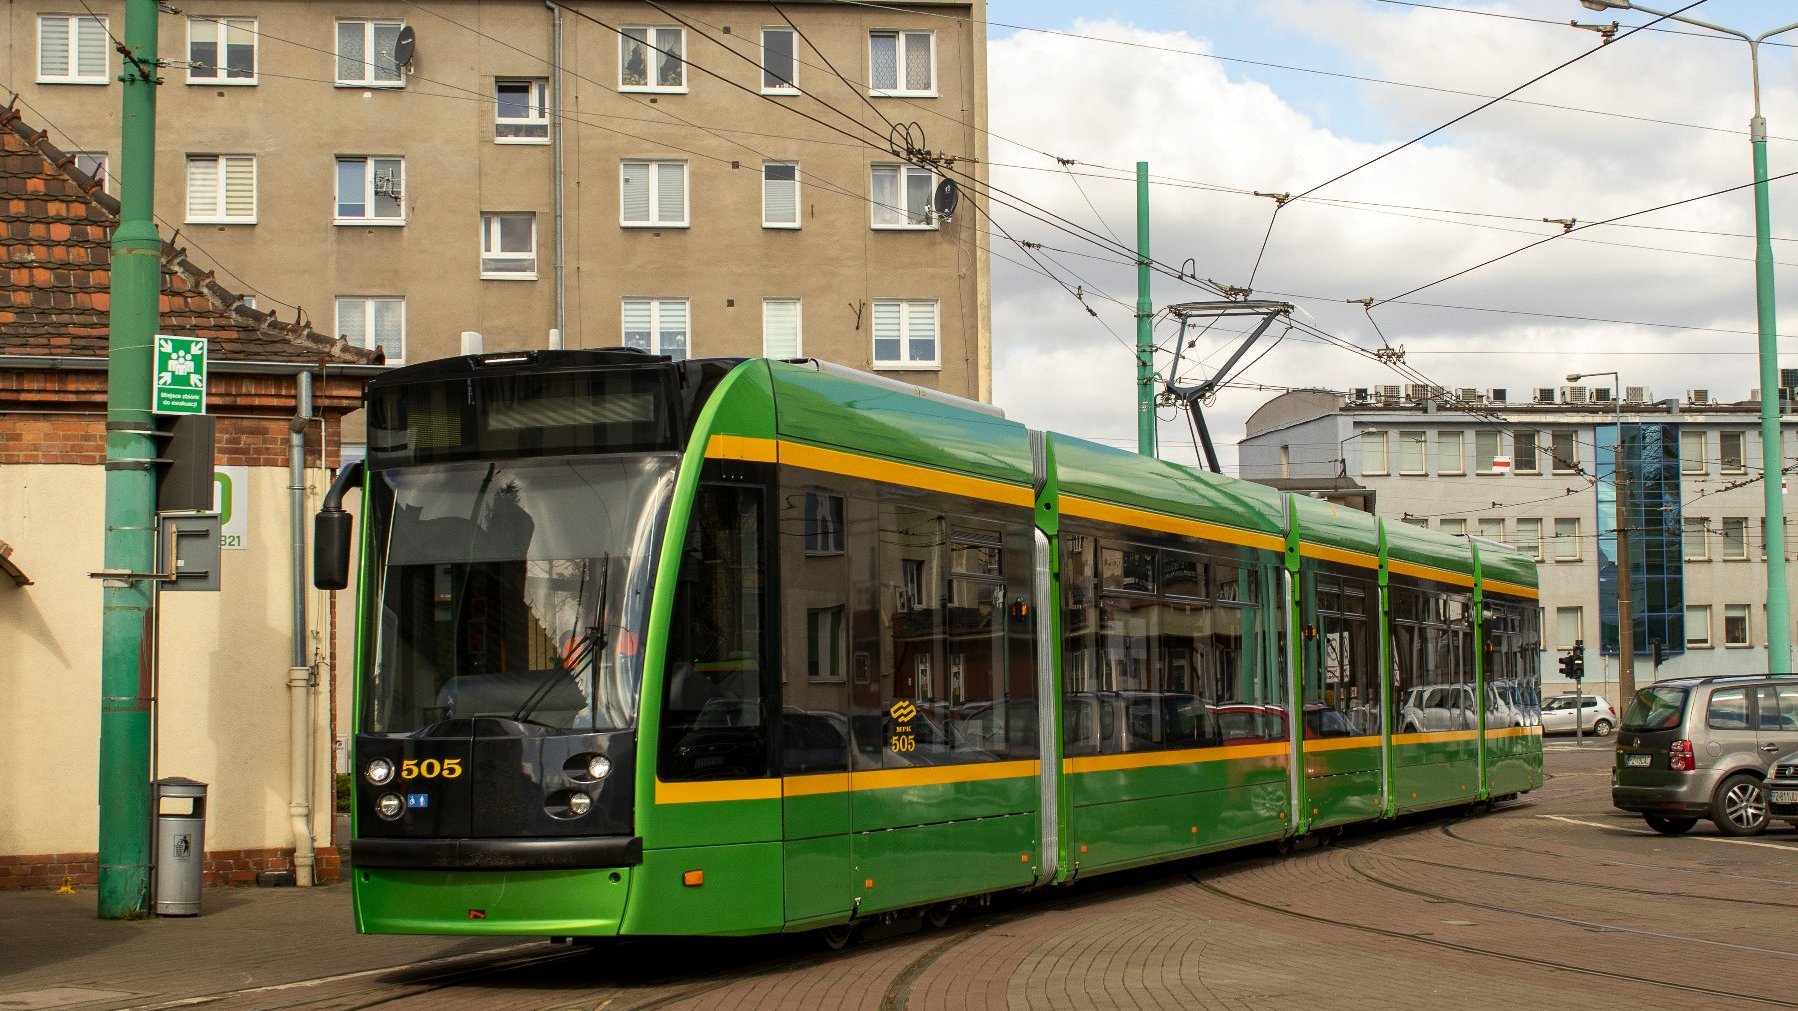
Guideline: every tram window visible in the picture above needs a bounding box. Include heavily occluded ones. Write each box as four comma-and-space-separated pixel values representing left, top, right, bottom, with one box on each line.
1163, 550, 1206, 600
660, 483, 770, 782
1100, 544, 1156, 594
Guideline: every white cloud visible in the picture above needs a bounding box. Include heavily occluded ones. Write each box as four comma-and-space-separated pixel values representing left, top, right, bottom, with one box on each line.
986, 8, 1798, 473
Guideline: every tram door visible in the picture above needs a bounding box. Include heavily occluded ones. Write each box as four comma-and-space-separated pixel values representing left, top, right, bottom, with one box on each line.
778, 486, 858, 925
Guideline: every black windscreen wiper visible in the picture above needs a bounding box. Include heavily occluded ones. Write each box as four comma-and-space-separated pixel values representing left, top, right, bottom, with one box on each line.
514, 554, 610, 724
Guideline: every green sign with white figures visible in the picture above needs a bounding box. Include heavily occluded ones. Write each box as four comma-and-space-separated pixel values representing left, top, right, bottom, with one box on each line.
152, 335, 208, 415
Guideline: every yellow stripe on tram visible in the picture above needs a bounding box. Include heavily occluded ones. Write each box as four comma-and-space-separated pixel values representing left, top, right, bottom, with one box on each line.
1387, 558, 1476, 588
1060, 497, 1284, 553
1063, 740, 1289, 775
1391, 729, 1482, 747
1304, 734, 1382, 754
658, 761, 1042, 805
1299, 542, 1379, 571
1482, 578, 1540, 600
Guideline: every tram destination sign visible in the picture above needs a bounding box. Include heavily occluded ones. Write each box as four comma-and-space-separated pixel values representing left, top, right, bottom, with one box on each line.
152, 335, 208, 416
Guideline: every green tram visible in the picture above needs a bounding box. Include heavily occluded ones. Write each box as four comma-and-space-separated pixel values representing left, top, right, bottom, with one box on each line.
314, 350, 1543, 938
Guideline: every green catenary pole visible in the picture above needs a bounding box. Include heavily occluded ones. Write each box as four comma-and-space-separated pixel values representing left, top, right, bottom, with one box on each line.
1752, 118, 1790, 673
98, 0, 161, 919
1135, 161, 1155, 458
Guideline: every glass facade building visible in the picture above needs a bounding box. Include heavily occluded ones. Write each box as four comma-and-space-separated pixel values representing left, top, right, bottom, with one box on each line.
1598, 423, 1684, 656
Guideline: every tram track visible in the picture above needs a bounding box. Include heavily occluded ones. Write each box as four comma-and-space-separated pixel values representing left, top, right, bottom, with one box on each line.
1353, 846, 1798, 909
1190, 870, 1798, 1009
1437, 818, 1798, 887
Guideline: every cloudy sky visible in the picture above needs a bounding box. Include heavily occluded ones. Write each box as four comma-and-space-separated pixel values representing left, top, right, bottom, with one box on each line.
981, 0, 1798, 472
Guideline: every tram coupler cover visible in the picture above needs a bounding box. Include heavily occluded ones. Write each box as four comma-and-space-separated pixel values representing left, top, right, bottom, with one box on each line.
153, 777, 208, 916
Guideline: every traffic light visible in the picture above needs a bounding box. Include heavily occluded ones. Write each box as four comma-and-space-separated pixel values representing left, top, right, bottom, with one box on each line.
151, 413, 216, 513
1558, 640, 1585, 682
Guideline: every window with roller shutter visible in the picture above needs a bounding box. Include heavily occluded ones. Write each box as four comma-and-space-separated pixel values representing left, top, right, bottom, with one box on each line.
871, 299, 938, 369
186, 155, 256, 223
620, 160, 688, 227
39, 14, 108, 84
763, 299, 801, 358
763, 162, 799, 228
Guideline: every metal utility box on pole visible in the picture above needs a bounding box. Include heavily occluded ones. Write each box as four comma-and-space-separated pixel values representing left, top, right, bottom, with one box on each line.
98, 0, 161, 919
1135, 162, 1155, 458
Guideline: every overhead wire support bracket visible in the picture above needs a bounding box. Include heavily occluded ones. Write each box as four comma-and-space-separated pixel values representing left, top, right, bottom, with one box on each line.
1161, 300, 1294, 474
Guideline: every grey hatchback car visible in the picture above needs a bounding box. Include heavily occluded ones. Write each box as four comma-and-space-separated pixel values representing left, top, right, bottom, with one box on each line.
1612, 675, 1798, 837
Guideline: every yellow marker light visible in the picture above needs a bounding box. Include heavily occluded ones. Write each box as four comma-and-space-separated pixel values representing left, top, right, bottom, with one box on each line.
1079, 844, 1087, 853
682, 869, 704, 887
1190, 826, 1198, 834
864, 878, 874, 889
1020, 853, 1029, 863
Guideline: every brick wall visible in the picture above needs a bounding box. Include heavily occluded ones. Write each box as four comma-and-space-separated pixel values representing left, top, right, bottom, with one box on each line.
0, 847, 343, 891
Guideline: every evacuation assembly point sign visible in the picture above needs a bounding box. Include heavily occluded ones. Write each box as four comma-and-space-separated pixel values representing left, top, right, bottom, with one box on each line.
152, 335, 207, 415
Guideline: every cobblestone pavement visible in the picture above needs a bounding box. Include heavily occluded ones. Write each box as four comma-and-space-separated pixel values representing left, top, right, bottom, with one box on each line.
5, 743, 1796, 1010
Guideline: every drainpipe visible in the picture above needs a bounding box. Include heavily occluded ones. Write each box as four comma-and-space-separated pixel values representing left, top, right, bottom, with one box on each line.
550, 1, 566, 344
289, 371, 316, 886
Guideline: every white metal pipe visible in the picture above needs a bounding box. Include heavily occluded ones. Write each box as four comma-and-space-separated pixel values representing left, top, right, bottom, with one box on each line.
550, 1, 566, 343
289, 371, 316, 886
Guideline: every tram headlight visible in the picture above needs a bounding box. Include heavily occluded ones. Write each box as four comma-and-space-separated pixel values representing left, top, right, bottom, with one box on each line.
587, 755, 612, 781
365, 758, 395, 786
376, 793, 405, 820
567, 793, 593, 817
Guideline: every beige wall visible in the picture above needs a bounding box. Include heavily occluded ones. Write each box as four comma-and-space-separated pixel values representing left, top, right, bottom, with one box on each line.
6, 0, 991, 400
0, 464, 336, 857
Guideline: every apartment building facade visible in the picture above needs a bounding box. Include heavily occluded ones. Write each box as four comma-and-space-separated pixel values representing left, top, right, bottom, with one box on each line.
1240, 382, 1798, 704
6, 0, 993, 438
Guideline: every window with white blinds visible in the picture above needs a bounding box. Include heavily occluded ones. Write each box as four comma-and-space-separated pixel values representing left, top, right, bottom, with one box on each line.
620, 160, 688, 226
622, 298, 689, 359
188, 16, 257, 83
869, 29, 933, 96
39, 15, 108, 84
763, 162, 799, 228
335, 297, 405, 362
763, 299, 801, 358
871, 299, 937, 368
336, 19, 404, 87
186, 155, 256, 223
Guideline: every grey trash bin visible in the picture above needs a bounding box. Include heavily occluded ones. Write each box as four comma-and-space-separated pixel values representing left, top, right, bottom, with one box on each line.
153, 777, 207, 916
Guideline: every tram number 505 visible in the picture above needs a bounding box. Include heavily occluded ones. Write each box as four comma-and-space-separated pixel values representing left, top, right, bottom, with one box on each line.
400, 758, 464, 780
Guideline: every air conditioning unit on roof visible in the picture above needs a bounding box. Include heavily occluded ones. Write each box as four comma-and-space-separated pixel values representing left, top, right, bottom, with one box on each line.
1456, 388, 1482, 405
1351, 387, 1371, 403
1687, 389, 1710, 405
1591, 387, 1614, 402
1534, 387, 1556, 405
1561, 385, 1589, 405
1379, 385, 1402, 405
1625, 386, 1649, 404
1488, 388, 1508, 403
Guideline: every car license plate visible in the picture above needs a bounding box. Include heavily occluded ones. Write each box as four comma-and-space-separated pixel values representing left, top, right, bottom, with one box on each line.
1772, 789, 1798, 805
1624, 754, 1651, 767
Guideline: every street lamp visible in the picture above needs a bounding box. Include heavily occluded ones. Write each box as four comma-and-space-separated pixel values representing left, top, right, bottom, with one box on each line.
1573, 0, 1798, 673
1568, 371, 1634, 704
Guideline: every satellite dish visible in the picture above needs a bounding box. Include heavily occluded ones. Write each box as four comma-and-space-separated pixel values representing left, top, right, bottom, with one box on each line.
931, 178, 960, 221
393, 25, 417, 67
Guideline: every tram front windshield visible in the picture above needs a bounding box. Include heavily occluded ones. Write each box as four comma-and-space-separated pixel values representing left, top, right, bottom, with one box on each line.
366, 454, 678, 735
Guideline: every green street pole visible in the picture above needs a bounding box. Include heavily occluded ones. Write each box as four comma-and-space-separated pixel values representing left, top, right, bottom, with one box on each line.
1752, 116, 1791, 673
98, 0, 162, 919
1136, 161, 1155, 458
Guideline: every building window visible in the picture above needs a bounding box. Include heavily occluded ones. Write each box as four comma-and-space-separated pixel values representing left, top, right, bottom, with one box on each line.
1724, 603, 1751, 647
1686, 604, 1712, 647
621, 26, 685, 91
620, 160, 688, 227
871, 163, 937, 229
1680, 429, 1707, 474
1720, 430, 1747, 473
480, 212, 536, 279
495, 78, 549, 141
1513, 430, 1539, 474
335, 296, 405, 362
1555, 606, 1582, 650
807, 606, 844, 681
1438, 518, 1466, 538
872, 299, 938, 369
1397, 430, 1426, 475
186, 155, 256, 223
1722, 516, 1749, 560
1683, 517, 1708, 560
804, 491, 844, 554
1551, 431, 1578, 473
622, 297, 689, 359
1515, 517, 1542, 560
335, 156, 404, 223
1478, 518, 1504, 540
336, 19, 405, 87
762, 27, 798, 92
72, 152, 108, 192
763, 298, 801, 358
869, 29, 933, 96
187, 16, 256, 84
763, 162, 800, 228
1475, 430, 1502, 473
39, 14, 108, 84
1360, 431, 1388, 476
1436, 431, 1464, 475
1553, 517, 1580, 560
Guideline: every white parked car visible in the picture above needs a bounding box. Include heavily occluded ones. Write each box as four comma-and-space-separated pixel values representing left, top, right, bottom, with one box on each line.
1541, 693, 1617, 736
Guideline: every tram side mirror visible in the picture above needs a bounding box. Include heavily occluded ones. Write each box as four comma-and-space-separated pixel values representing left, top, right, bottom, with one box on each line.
314, 507, 353, 591
313, 461, 365, 591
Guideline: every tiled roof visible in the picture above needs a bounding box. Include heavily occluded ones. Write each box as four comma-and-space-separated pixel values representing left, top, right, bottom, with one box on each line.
0, 104, 381, 366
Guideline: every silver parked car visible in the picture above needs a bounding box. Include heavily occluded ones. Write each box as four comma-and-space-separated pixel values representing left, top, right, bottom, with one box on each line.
1613, 675, 1798, 837
1765, 752, 1798, 827
1541, 693, 1617, 736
